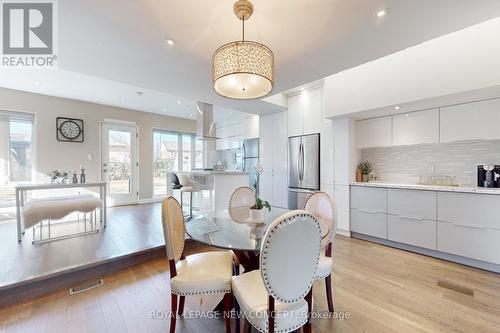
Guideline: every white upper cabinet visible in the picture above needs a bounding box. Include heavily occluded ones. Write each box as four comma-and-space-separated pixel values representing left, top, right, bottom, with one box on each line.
287, 87, 323, 137
287, 94, 303, 137
303, 87, 323, 135
356, 116, 392, 149
393, 109, 439, 146
215, 116, 259, 150
440, 99, 500, 143
244, 115, 259, 139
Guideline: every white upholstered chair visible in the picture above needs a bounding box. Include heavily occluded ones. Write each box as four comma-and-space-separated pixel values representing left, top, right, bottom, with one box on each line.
161, 197, 234, 333
232, 210, 322, 333
304, 191, 336, 312
228, 186, 255, 223
178, 174, 202, 220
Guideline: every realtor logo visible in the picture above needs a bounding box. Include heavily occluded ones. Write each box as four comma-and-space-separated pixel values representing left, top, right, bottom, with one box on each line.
1, 0, 57, 67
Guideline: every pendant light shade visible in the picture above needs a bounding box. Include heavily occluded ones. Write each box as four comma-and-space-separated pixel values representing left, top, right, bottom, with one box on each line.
212, 0, 274, 99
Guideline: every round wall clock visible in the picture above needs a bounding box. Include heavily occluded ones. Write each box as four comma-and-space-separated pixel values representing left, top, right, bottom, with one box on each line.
56, 117, 84, 142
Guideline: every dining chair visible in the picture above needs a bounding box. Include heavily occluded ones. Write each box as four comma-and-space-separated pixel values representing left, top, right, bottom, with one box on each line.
228, 186, 255, 222
231, 210, 322, 333
161, 197, 234, 333
304, 191, 336, 313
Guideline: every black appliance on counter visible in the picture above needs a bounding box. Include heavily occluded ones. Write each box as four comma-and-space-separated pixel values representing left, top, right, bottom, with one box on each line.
477, 164, 500, 188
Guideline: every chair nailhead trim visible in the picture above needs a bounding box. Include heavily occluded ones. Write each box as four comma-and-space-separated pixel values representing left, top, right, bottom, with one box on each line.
261, 212, 322, 304
171, 288, 232, 296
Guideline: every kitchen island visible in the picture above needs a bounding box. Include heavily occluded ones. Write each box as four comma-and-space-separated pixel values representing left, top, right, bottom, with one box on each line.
167, 171, 250, 212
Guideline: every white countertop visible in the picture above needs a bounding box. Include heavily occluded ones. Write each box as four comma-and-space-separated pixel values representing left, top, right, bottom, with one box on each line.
351, 182, 500, 195
178, 170, 249, 175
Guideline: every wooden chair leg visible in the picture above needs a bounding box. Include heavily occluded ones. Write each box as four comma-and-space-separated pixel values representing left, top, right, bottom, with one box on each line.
170, 293, 178, 333
325, 274, 334, 313
304, 288, 313, 333
234, 294, 241, 333
224, 292, 232, 333
243, 318, 251, 333
178, 296, 185, 316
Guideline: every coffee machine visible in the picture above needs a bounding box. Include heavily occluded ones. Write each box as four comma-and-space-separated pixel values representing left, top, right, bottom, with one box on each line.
477, 164, 500, 188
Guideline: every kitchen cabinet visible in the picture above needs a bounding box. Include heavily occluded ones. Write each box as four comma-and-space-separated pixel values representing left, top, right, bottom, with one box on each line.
215, 117, 257, 150
387, 189, 437, 249
320, 119, 334, 185
334, 185, 350, 233
392, 109, 439, 146
244, 115, 259, 139
356, 116, 392, 148
287, 86, 323, 137
259, 111, 288, 208
351, 185, 500, 269
440, 98, 500, 143
437, 192, 500, 264
350, 186, 388, 238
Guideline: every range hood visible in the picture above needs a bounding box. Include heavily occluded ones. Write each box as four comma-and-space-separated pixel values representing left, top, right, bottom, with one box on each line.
196, 102, 218, 140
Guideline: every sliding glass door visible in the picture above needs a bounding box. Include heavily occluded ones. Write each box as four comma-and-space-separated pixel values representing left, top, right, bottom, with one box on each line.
153, 130, 205, 196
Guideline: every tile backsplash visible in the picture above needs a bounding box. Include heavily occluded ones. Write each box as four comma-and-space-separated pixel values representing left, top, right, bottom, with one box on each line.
361, 140, 500, 186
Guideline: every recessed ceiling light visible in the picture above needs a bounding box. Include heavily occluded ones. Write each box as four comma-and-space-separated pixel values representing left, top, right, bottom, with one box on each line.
34, 80, 40, 85
229, 112, 232, 116
190, 114, 193, 117
166, 39, 174, 46
177, 100, 181, 104
394, 106, 400, 110
375, 8, 390, 18
121, 97, 125, 102
162, 107, 167, 112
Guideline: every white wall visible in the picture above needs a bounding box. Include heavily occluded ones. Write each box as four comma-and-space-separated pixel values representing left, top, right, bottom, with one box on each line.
0, 88, 196, 200
324, 17, 500, 117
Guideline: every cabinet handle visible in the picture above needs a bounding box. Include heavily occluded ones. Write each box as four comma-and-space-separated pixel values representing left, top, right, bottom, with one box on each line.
399, 215, 425, 222
356, 209, 379, 215
453, 223, 487, 230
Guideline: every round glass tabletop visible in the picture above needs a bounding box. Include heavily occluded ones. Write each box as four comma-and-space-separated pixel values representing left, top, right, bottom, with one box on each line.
186, 208, 330, 252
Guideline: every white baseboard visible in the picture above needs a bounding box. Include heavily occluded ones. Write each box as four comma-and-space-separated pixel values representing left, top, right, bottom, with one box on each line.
138, 198, 163, 204
336, 228, 351, 237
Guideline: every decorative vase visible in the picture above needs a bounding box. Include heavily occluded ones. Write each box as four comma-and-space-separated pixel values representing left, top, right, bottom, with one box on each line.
362, 174, 369, 182
356, 169, 362, 182
249, 208, 265, 223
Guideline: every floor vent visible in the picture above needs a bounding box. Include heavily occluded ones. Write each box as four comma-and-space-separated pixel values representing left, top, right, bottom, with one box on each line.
437, 280, 474, 296
69, 279, 104, 295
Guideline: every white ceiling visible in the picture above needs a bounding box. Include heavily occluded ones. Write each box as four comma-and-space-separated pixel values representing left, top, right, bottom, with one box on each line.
1, 0, 500, 120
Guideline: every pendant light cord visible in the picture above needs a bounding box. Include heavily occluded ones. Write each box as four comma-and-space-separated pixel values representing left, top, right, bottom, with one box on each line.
242, 15, 245, 42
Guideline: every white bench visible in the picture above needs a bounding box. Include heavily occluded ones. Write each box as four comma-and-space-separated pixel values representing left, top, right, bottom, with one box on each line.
22, 195, 103, 243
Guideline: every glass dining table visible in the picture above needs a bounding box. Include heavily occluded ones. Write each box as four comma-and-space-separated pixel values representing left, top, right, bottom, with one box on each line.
186, 207, 330, 271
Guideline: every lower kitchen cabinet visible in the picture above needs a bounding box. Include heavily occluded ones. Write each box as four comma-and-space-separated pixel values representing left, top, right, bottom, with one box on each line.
351, 185, 500, 271
388, 215, 436, 250
351, 208, 387, 239
437, 221, 500, 264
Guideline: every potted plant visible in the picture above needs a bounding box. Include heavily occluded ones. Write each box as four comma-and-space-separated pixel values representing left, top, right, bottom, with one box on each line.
250, 196, 271, 223
250, 163, 271, 223
357, 161, 373, 182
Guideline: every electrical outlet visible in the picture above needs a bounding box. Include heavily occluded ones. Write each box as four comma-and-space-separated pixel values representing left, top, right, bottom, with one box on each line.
427, 164, 435, 173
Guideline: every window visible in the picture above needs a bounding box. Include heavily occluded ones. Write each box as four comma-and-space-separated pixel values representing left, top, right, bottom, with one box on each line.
0, 111, 34, 217
153, 130, 204, 196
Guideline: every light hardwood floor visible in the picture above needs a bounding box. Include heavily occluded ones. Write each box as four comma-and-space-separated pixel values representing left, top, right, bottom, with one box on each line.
1, 236, 499, 333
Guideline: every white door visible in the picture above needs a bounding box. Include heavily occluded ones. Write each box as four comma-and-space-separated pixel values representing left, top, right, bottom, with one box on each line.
101, 122, 139, 205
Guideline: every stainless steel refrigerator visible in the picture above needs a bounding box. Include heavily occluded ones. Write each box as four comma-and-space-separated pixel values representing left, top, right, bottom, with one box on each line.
288, 133, 320, 209
242, 138, 259, 191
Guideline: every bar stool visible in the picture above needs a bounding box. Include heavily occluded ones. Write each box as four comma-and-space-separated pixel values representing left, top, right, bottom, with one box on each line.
169, 173, 184, 202
178, 174, 202, 220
